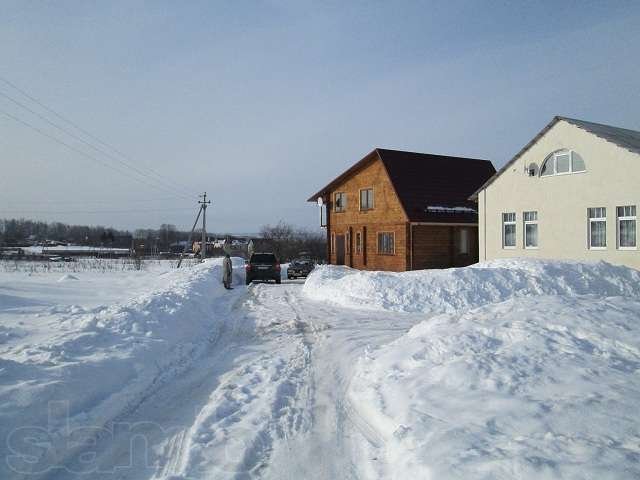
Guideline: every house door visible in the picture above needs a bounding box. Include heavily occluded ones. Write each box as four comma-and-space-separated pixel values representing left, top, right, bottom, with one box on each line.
335, 234, 345, 265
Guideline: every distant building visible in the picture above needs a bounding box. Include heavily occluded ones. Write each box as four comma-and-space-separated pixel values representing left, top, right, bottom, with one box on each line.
471, 116, 640, 270
308, 148, 495, 271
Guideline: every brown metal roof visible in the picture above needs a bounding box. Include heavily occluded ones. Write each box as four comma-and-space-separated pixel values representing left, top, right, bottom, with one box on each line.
308, 148, 495, 224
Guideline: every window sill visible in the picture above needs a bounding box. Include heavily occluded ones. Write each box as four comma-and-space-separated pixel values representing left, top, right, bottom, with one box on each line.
377, 252, 396, 256
588, 247, 607, 250
540, 170, 587, 178
618, 246, 638, 251
502, 246, 516, 250
525, 246, 539, 250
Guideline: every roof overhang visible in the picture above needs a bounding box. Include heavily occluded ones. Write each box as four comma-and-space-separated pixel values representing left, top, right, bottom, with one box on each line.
306, 149, 380, 202
468, 116, 563, 201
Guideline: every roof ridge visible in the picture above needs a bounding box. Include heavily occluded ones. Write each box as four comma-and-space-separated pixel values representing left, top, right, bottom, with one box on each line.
558, 116, 640, 134
376, 148, 492, 163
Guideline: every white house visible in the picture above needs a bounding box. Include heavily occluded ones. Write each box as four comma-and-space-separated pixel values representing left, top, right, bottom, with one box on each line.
471, 116, 640, 270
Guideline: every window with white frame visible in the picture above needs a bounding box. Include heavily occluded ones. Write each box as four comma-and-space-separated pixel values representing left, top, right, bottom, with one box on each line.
334, 192, 346, 212
588, 207, 607, 249
377, 232, 395, 254
502, 212, 516, 248
540, 150, 586, 176
617, 205, 636, 249
360, 188, 374, 210
523, 211, 538, 248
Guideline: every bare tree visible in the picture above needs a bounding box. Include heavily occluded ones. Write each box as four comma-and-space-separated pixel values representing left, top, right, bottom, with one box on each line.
259, 221, 326, 262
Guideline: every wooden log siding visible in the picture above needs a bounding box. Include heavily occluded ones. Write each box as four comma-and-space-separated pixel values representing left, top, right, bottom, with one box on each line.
326, 157, 409, 271
313, 149, 494, 272
411, 225, 479, 269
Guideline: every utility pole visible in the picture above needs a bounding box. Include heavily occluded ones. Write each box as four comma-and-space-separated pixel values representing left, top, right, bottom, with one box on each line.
177, 204, 203, 268
198, 192, 211, 262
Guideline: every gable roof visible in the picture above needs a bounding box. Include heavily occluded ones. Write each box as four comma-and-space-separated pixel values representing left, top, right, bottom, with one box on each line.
308, 148, 496, 223
469, 116, 640, 199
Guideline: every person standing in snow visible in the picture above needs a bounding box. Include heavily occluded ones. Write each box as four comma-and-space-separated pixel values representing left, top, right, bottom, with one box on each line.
222, 254, 233, 290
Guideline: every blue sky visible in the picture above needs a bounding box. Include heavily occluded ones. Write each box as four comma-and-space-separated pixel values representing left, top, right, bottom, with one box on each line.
1, 1, 639, 232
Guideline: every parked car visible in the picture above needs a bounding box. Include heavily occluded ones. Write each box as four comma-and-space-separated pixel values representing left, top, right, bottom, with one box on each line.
245, 252, 281, 285
49, 256, 74, 262
287, 258, 315, 279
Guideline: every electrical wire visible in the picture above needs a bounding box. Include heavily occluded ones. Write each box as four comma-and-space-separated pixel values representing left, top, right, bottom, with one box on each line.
0, 89, 191, 199
2, 196, 191, 205
0, 75, 193, 197
0, 207, 194, 215
0, 108, 193, 199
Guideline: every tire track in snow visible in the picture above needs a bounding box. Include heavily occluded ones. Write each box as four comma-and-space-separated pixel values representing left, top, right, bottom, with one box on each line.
174, 283, 315, 479
38, 275, 263, 480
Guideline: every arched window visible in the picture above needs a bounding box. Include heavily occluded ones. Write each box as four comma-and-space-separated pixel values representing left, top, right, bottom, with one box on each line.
540, 150, 586, 176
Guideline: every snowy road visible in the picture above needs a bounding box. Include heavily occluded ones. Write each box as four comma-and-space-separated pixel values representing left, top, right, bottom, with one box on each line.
37, 279, 422, 480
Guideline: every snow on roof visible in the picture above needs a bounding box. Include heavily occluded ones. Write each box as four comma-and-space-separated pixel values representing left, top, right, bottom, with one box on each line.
425, 205, 477, 214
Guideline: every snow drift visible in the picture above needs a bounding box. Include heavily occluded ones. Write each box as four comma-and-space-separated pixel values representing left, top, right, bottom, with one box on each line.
0, 258, 247, 478
320, 259, 640, 478
303, 258, 640, 314
349, 295, 640, 479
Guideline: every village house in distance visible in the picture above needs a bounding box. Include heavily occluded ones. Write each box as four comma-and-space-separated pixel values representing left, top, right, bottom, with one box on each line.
471, 116, 640, 270
308, 149, 495, 271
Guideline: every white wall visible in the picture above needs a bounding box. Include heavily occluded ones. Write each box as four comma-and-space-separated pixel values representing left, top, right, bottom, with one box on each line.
478, 120, 640, 269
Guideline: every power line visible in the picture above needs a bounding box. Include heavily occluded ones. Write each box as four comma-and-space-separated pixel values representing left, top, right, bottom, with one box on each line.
0, 75, 193, 196
3, 195, 190, 206
0, 108, 191, 198
0, 207, 194, 215
0, 88, 191, 199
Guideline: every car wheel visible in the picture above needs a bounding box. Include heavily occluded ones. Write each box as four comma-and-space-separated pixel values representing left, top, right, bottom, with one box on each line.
276, 278, 281, 284
246, 278, 252, 285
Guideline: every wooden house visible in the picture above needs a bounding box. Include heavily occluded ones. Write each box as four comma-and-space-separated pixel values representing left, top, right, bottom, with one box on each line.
308, 148, 495, 271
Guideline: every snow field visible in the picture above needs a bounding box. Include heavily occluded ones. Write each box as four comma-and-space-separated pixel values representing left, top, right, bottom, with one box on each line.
0, 257, 247, 478
302, 260, 640, 479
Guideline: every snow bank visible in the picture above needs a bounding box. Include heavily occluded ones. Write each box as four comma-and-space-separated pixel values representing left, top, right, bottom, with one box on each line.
330, 259, 640, 477
0, 257, 247, 477
349, 295, 640, 479
303, 259, 640, 314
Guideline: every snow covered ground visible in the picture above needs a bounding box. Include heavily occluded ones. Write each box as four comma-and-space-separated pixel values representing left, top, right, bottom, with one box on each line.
1, 258, 639, 479
307, 259, 640, 479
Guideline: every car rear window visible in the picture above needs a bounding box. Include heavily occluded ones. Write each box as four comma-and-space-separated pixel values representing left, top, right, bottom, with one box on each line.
251, 253, 277, 263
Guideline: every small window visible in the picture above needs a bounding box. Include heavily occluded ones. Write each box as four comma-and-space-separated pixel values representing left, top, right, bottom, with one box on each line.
334, 192, 346, 212
540, 150, 586, 176
523, 211, 538, 248
360, 188, 374, 210
355, 232, 362, 254
458, 228, 469, 254
377, 232, 395, 254
588, 207, 607, 249
502, 212, 516, 248
617, 205, 636, 249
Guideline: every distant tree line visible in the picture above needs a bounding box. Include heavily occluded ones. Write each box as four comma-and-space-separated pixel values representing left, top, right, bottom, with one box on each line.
257, 221, 326, 262
0, 218, 186, 251
0, 218, 326, 261
0, 218, 130, 247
